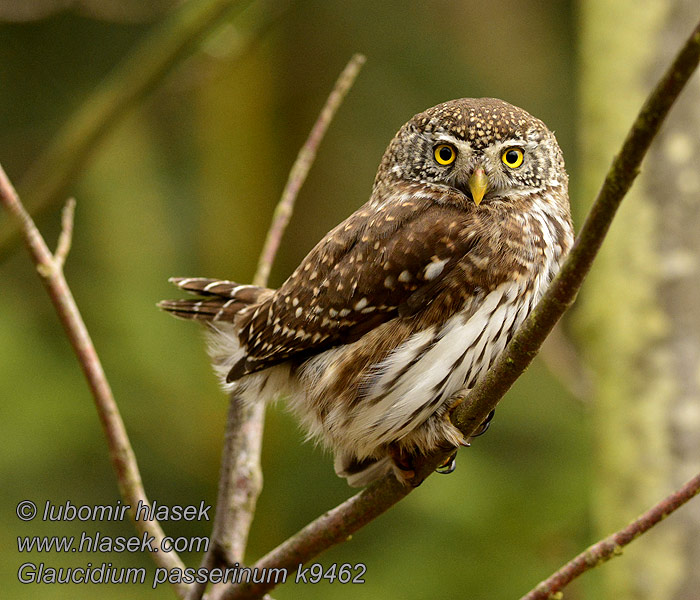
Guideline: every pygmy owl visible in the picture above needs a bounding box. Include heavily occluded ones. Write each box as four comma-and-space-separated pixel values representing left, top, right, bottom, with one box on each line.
160, 98, 573, 487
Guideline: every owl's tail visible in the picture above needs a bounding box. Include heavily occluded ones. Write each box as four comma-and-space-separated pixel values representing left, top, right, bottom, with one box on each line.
158, 277, 266, 322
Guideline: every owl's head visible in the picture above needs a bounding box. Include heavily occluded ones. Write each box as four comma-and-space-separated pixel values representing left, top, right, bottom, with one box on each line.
376, 98, 567, 206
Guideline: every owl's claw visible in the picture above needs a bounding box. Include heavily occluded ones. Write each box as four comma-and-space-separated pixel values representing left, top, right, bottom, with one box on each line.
388, 444, 459, 484
472, 409, 496, 437
433, 409, 496, 478
445, 395, 496, 442
436, 452, 458, 475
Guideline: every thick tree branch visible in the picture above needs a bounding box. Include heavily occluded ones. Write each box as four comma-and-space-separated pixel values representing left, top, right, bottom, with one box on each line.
218, 18, 700, 600
0, 166, 189, 598
195, 54, 366, 600
0, 0, 289, 262
520, 470, 700, 600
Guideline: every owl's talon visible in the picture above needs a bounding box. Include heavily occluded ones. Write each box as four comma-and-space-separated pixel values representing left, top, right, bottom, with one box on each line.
472, 409, 496, 437
436, 453, 458, 475
447, 394, 466, 412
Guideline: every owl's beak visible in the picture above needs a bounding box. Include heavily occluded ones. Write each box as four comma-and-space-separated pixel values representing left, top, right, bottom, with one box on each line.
468, 167, 489, 206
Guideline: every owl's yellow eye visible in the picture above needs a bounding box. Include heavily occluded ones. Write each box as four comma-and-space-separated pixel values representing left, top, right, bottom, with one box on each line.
434, 144, 457, 166
501, 148, 524, 168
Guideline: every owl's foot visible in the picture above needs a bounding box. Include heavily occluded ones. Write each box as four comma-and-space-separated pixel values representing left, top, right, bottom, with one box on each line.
388, 443, 462, 485
387, 443, 416, 484
432, 408, 496, 478
446, 392, 497, 442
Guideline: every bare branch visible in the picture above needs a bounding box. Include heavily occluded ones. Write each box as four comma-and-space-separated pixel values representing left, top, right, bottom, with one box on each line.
0, 0, 290, 262
192, 400, 266, 600
196, 55, 366, 600
54, 197, 76, 269
253, 53, 366, 287
0, 166, 189, 598
214, 19, 700, 600
519, 470, 700, 600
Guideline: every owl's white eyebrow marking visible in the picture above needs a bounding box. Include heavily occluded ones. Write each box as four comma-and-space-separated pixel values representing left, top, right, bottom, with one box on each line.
434, 133, 462, 145
494, 138, 536, 151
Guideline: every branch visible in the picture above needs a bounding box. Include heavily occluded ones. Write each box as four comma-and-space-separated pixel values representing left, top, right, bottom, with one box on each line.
53, 197, 75, 270
222, 475, 412, 600
193, 54, 366, 600
0, 166, 189, 598
448, 17, 700, 448
0, 0, 289, 263
217, 18, 700, 600
253, 53, 366, 287
520, 470, 700, 600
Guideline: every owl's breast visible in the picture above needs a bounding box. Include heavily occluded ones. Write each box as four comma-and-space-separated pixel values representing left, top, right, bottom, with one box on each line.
297, 276, 534, 457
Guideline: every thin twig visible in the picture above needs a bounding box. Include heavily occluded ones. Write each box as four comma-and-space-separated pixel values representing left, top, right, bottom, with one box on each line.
0, 166, 189, 599
519, 470, 700, 600
194, 55, 366, 600
54, 197, 75, 269
253, 53, 366, 287
215, 19, 700, 600
0, 0, 290, 262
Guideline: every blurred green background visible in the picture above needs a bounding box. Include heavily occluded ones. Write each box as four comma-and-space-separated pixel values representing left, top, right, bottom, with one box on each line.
1, 1, 595, 598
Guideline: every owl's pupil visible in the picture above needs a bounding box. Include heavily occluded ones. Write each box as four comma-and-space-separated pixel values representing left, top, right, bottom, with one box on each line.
506, 150, 519, 164
439, 147, 453, 161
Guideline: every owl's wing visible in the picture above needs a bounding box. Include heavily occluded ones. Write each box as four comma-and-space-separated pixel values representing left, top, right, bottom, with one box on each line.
231, 186, 490, 380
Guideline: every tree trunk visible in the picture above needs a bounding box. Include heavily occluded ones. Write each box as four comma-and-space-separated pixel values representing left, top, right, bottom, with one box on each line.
578, 1, 700, 598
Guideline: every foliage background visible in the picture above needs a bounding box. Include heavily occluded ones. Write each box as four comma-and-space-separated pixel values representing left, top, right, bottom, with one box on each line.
1, 1, 594, 598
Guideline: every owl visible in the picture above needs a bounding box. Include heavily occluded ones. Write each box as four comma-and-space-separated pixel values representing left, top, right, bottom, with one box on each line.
160, 98, 573, 487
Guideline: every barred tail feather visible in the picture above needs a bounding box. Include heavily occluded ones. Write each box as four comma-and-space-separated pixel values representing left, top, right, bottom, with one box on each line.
159, 277, 270, 322
168, 277, 264, 302
157, 298, 249, 321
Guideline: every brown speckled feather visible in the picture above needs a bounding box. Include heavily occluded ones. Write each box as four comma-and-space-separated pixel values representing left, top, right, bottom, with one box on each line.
233, 186, 487, 376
